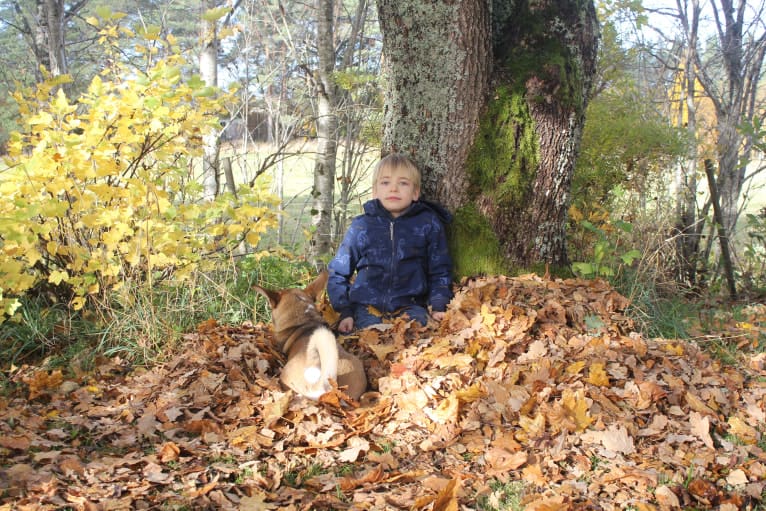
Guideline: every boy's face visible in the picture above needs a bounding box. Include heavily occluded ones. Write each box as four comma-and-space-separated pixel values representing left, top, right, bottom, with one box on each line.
373, 167, 420, 218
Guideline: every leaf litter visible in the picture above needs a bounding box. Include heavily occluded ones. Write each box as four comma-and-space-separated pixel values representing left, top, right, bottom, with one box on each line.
1, 274, 765, 510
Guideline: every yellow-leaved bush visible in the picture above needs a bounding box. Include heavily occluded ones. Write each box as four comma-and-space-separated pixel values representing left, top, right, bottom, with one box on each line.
0, 17, 278, 320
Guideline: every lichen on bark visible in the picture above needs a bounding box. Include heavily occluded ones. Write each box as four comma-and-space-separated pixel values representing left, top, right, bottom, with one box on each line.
458, 0, 598, 269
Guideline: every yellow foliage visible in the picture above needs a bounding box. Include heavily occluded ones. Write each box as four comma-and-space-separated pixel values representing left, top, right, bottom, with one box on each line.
0, 15, 279, 321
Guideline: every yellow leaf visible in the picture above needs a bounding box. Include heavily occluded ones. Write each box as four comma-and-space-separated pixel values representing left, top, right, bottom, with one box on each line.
560, 389, 593, 432
587, 362, 610, 386
728, 416, 758, 444
28, 111, 53, 126
662, 342, 685, 356
481, 303, 497, 327
48, 270, 69, 285
566, 360, 586, 376
455, 382, 486, 403
519, 412, 546, 438
245, 231, 261, 245
426, 393, 459, 424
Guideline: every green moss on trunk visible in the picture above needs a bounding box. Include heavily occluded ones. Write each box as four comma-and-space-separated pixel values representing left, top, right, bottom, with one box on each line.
448, 204, 506, 278
466, 85, 538, 205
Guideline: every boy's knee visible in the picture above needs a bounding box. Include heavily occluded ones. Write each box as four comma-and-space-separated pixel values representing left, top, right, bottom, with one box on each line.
401, 306, 429, 326
353, 307, 382, 330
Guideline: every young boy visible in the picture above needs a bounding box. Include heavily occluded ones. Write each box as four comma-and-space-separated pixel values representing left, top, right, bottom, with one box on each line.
327, 153, 453, 333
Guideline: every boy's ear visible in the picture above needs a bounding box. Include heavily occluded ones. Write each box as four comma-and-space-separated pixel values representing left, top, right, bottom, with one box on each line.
304, 270, 329, 300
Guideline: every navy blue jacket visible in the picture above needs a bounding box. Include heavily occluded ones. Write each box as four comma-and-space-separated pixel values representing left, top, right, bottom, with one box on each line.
328, 199, 453, 320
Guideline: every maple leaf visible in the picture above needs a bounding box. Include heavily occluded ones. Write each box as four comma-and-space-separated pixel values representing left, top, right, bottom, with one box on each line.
22, 369, 64, 400
727, 416, 758, 444
559, 389, 593, 432
586, 362, 610, 386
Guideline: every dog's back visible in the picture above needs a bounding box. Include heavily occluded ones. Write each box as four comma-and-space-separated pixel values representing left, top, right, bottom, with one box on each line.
254, 272, 366, 400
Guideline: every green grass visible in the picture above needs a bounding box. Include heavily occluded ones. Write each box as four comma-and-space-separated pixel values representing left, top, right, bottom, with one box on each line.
477, 479, 525, 511
0, 255, 316, 372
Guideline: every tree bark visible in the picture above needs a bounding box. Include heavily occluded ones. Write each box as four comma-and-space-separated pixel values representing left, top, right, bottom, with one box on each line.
704, 159, 738, 300
674, 0, 702, 286
200, 0, 220, 202
12, 0, 85, 82
377, 0, 598, 273
43, 0, 66, 76
310, 0, 338, 266
377, 0, 490, 211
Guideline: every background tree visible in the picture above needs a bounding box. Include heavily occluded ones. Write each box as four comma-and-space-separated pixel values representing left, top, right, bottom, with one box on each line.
309, 0, 338, 265
634, 0, 766, 291
200, 0, 224, 201
377, 0, 599, 274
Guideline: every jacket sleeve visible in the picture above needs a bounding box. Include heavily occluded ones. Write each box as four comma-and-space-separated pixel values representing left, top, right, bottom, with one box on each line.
327, 221, 360, 319
426, 214, 453, 312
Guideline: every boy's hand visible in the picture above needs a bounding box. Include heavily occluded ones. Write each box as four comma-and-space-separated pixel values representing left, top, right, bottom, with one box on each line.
431, 311, 445, 321
338, 317, 354, 333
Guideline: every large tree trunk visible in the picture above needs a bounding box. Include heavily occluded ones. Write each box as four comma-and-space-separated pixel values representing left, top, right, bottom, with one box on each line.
310, 0, 338, 266
377, 0, 598, 273
377, 0, 490, 211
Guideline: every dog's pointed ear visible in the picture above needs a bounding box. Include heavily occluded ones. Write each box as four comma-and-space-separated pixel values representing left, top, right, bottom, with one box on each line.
304, 270, 329, 300
253, 285, 280, 309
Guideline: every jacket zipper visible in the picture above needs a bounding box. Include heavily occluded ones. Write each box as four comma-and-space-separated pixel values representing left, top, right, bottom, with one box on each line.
387, 220, 395, 311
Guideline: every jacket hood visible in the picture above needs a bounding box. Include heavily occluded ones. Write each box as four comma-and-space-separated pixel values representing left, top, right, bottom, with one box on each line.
364, 198, 453, 224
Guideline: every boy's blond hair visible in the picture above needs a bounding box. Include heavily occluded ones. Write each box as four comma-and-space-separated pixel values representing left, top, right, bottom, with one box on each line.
373, 153, 421, 191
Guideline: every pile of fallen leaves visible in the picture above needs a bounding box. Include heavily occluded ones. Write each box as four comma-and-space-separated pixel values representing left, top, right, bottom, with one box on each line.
1, 274, 765, 510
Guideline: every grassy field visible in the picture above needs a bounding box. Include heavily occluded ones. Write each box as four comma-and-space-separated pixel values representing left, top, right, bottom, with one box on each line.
219, 139, 377, 252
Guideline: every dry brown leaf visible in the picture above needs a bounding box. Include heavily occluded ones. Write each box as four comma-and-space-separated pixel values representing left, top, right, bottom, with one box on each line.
22, 369, 64, 400
431, 477, 459, 511
485, 447, 528, 474
654, 485, 680, 510
0, 435, 31, 451
685, 391, 717, 416
689, 411, 714, 449
158, 442, 181, 463
338, 464, 384, 491
521, 463, 548, 486
581, 424, 635, 455
2, 274, 762, 510
524, 495, 567, 511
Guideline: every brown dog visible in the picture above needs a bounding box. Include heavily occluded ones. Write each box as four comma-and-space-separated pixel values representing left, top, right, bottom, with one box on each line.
253, 271, 366, 400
